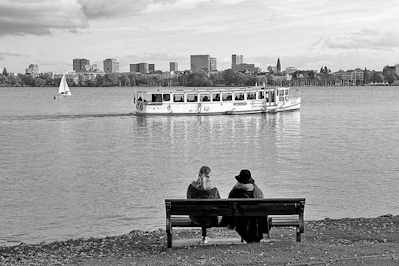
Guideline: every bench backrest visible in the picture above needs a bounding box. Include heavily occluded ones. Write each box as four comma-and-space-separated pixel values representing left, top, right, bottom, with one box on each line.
165, 198, 305, 216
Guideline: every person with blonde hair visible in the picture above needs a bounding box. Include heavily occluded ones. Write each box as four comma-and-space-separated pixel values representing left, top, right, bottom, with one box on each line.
187, 166, 220, 243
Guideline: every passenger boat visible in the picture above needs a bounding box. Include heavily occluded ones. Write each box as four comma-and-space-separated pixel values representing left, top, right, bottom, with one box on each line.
133, 86, 300, 115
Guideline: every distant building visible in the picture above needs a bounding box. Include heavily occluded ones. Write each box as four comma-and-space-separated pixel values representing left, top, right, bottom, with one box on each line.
103, 58, 119, 73
25, 64, 39, 76
267, 66, 278, 73
90, 64, 100, 72
73, 58, 90, 72
210, 57, 217, 72
169, 62, 178, 72
130, 63, 149, 74
149, 64, 155, 73
130, 64, 139, 73
394, 64, 399, 76
232, 54, 243, 70
190, 55, 211, 73
333, 68, 364, 85
276, 58, 281, 73
285, 67, 298, 74
235, 63, 258, 74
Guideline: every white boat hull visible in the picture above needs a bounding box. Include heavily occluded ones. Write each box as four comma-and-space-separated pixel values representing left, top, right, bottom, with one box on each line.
135, 97, 300, 115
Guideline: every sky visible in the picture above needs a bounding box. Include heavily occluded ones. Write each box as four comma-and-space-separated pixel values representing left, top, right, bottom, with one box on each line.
1, 0, 399, 73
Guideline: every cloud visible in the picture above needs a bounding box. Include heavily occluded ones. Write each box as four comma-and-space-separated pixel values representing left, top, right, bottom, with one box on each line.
77, 0, 155, 18
0, 52, 24, 61
319, 29, 399, 51
0, 0, 87, 36
0, 0, 247, 36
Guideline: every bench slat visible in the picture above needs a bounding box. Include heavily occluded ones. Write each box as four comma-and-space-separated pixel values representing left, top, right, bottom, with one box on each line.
168, 205, 302, 216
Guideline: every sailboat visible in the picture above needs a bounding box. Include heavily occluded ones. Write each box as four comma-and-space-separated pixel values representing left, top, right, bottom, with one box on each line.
57, 74, 71, 96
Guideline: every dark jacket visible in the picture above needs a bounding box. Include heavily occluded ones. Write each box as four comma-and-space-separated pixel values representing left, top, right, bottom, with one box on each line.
221, 182, 267, 243
187, 183, 220, 228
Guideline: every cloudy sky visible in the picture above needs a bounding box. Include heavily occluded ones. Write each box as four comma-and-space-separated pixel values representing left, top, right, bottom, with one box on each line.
1, 0, 399, 73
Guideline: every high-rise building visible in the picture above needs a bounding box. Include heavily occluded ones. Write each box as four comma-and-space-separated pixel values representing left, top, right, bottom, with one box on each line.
190, 55, 211, 73
73, 58, 90, 72
138, 63, 149, 74
103, 58, 119, 73
276, 58, 281, 73
210, 57, 217, 72
130, 63, 149, 74
232, 54, 243, 70
169, 62, 178, 72
130, 64, 138, 73
25, 64, 39, 76
149, 64, 155, 73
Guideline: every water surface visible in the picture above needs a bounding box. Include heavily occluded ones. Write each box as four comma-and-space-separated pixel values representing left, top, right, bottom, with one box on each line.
0, 86, 398, 246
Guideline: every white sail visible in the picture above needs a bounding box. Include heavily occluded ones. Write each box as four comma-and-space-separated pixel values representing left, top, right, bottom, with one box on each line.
58, 74, 71, 96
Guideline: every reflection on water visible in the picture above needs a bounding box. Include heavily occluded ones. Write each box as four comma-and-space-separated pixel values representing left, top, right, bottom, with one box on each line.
1, 86, 399, 246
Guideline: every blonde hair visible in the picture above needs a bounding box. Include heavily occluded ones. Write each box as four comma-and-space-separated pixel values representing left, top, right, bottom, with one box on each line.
194, 166, 213, 190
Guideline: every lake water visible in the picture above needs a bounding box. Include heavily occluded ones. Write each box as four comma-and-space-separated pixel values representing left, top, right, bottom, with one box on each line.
0, 86, 398, 246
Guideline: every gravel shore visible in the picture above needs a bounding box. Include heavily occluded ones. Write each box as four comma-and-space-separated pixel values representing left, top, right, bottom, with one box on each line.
1, 215, 399, 265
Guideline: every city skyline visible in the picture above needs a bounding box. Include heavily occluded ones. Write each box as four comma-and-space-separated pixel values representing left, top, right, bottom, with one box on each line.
1, 0, 399, 73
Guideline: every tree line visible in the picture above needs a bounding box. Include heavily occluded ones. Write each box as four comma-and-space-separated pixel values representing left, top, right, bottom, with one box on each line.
1, 66, 399, 87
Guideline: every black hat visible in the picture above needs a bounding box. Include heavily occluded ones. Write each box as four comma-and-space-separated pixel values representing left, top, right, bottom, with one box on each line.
235, 169, 254, 184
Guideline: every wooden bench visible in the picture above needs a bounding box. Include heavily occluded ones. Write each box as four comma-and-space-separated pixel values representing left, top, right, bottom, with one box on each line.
165, 198, 305, 248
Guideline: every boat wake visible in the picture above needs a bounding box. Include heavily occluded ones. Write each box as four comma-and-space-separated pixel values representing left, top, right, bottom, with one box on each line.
0, 113, 136, 122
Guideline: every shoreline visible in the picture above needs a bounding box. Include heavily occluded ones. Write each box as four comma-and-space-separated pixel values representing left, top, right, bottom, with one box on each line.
0, 84, 397, 88
1, 215, 399, 265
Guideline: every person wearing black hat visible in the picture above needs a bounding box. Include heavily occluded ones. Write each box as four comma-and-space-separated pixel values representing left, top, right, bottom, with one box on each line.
221, 169, 266, 243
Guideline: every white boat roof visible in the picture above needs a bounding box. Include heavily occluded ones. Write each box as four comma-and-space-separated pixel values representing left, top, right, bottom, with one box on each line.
136, 86, 289, 94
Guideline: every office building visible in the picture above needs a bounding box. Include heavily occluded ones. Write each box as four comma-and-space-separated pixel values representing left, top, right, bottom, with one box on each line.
149, 64, 155, 73
130, 64, 138, 73
210, 57, 217, 72
169, 62, 178, 72
190, 55, 211, 73
103, 58, 119, 73
130, 63, 149, 74
73, 58, 90, 72
232, 54, 243, 70
25, 64, 39, 76
234, 63, 258, 74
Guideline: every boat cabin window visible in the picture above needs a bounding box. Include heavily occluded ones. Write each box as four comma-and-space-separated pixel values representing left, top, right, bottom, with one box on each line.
278, 90, 285, 96
151, 94, 162, 103
187, 94, 198, 102
173, 94, 184, 102
163, 94, 170, 102
234, 92, 245, 101
222, 93, 232, 101
268, 91, 276, 102
258, 91, 264, 99
200, 94, 210, 102
272, 91, 276, 102
247, 92, 256, 100
285, 89, 289, 95
212, 93, 220, 102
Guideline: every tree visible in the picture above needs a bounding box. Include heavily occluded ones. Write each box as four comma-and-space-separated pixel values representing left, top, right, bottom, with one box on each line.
186, 71, 212, 87
2, 67, 8, 76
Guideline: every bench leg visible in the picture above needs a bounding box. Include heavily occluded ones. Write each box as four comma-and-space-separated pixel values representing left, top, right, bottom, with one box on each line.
166, 214, 172, 248
201, 227, 207, 239
296, 228, 301, 242
266, 216, 272, 238
167, 230, 172, 248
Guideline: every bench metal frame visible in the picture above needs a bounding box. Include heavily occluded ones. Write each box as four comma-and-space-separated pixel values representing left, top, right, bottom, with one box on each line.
165, 198, 305, 248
